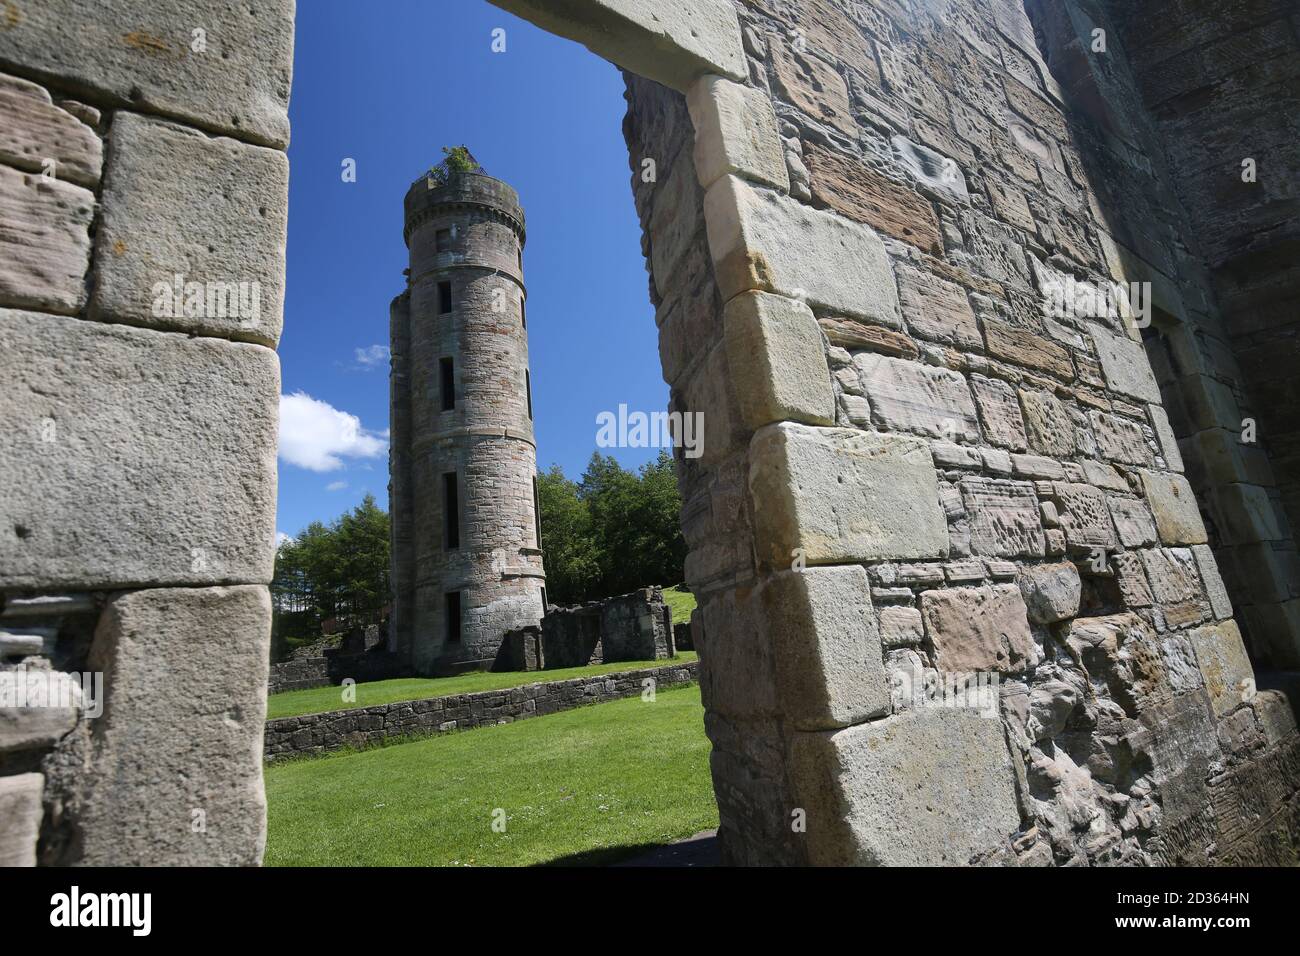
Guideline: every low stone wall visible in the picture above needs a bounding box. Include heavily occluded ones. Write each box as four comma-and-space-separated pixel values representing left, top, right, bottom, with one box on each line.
541, 587, 675, 668
264, 658, 700, 761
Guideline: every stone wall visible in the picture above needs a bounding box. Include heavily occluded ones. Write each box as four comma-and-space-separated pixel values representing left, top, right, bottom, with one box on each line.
492, 0, 1300, 865
540, 587, 675, 668
0, 1, 291, 865
265, 659, 699, 761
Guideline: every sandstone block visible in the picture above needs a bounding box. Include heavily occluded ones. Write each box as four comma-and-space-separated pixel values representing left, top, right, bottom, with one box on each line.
748, 423, 948, 568
0, 164, 94, 314
761, 566, 890, 729
0, 310, 278, 589
0, 72, 102, 187
723, 290, 833, 428
804, 142, 943, 254
687, 75, 787, 191
1188, 620, 1254, 718
1092, 325, 1162, 403
704, 175, 902, 326
1108, 497, 1158, 549
1050, 482, 1118, 551
970, 374, 1028, 450
1192, 544, 1233, 620
0, 670, 82, 754
1019, 388, 1076, 457
855, 354, 979, 441
1139, 470, 1208, 545
880, 606, 924, 648
1018, 562, 1082, 623
79, 586, 270, 865
960, 478, 1046, 558
985, 318, 1073, 380
921, 584, 1037, 672
91, 112, 287, 346
0, 773, 43, 866
1147, 403, 1184, 472
790, 708, 1020, 865
891, 134, 969, 204
769, 39, 855, 137
1090, 410, 1152, 466
0, 0, 294, 147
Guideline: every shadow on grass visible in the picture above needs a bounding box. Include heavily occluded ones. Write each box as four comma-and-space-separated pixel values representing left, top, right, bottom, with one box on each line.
537, 830, 719, 868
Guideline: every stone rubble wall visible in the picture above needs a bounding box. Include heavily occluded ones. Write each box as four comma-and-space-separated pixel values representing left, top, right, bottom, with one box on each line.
0, 0, 293, 866
264, 660, 700, 761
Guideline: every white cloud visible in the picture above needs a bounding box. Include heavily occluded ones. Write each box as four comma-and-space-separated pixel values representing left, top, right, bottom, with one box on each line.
276, 531, 294, 547
278, 391, 386, 472
353, 344, 390, 369
326, 480, 349, 492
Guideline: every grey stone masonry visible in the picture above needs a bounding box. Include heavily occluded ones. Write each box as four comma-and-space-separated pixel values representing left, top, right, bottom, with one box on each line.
265, 659, 699, 761
391, 170, 546, 676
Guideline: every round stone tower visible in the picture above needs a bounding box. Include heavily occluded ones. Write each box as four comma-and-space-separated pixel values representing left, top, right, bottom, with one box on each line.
389, 166, 546, 675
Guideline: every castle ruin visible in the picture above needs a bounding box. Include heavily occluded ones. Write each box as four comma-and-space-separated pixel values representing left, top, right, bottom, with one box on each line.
389, 166, 547, 675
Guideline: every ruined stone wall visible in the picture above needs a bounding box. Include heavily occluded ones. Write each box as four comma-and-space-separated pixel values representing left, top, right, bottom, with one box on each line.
594, 0, 1300, 865
539, 587, 675, 668
392, 172, 546, 676
0, 1, 292, 865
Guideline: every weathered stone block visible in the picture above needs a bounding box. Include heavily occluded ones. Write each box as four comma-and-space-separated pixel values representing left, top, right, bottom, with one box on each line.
0, 0, 294, 147
855, 354, 979, 442
1018, 562, 1082, 623
0, 73, 102, 187
1090, 409, 1152, 466
921, 584, 1037, 672
761, 566, 890, 729
985, 318, 1073, 380
960, 478, 1046, 558
769, 38, 855, 137
1188, 620, 1254, 718
0, 670, 81, 754
704, 175, 902, 326
0, 772, 43, 866
1050, 482, 1118, 551
723, 290, 834, 428
1019, 388, 1076, 457
803, 142, 943, 254
0, 164, 94, 314
1192, 544, 1233, 620
0, 310, 278, 589
970, 374, 1028, 450
1092, 325, 1162, 403
790, 708, 1020, 865
879, 606, 924, 648
687, 75, 787, 190
1109, 497, 1159, 548
1148, 403, 1184, 472
1139, 470, 1208, 545
79, 586, 270, 865
748, 423, 948, 568
91, 112, 287, 346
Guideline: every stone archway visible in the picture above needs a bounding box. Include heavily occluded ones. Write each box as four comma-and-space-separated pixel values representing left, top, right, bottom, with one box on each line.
3, 0, 1299, 867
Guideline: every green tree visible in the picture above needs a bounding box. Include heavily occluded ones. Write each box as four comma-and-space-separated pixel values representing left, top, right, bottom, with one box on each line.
536, 451, 685, 605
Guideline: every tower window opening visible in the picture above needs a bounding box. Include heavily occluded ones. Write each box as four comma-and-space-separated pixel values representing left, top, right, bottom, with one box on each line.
521, 297, 526, 329
438, 280, 452, 314
440, 356, 455, 411
525, 370, 533, 420
443, 471, 460, 550
445, 591, 462, 644
532, 474, 542, 548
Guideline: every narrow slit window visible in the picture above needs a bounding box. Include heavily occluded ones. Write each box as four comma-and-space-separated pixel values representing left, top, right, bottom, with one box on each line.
445, 591, 462, 644
443, 471, 459, 550
440, 356, 455, 411
525, 370, 532, 420
532, 475, 542, 548
438, 280, 452, 314
520, 297, 526, 329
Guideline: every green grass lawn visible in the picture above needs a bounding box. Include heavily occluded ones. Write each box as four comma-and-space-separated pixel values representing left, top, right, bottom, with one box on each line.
267, 651, 698, 720
264, 683, 717, 866
662, 584, 697, 624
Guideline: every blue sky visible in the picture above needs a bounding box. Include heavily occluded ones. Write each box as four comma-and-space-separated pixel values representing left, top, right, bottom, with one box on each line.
276, 0, 666, 539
